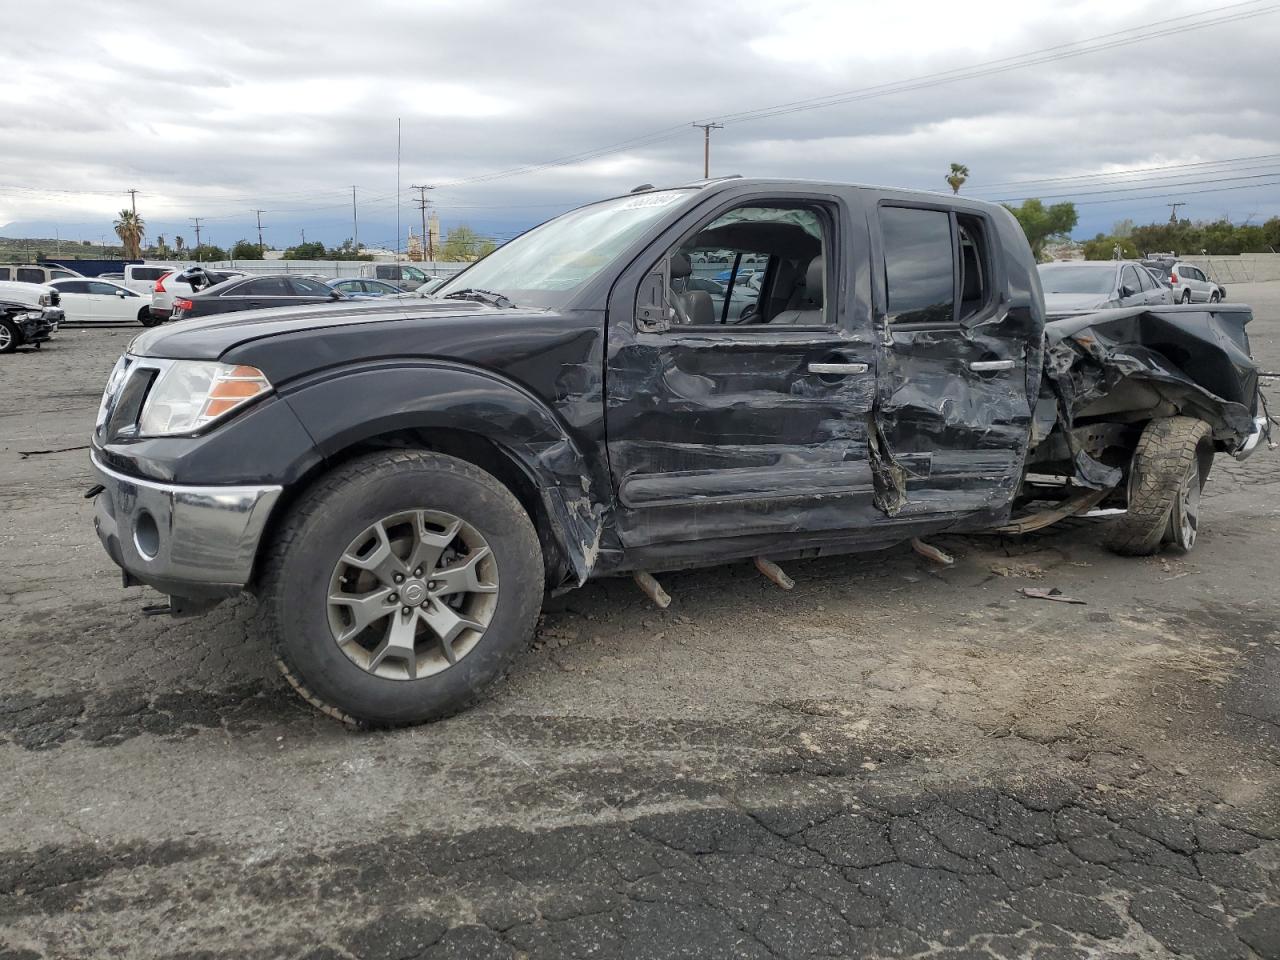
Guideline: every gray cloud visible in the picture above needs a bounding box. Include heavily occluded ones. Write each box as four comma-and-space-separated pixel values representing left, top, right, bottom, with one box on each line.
2, 0, 1278, 246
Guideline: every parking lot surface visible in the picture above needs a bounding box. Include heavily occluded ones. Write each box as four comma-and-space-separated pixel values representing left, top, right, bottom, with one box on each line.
2, 289, 1279, 959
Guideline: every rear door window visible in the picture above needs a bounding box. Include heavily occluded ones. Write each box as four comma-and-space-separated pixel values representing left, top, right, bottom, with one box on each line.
16, 268, 43, 283
58, 280, 91, 294
239, 277, 293, 296
880, 206, 955, 324
290, 277, 332, 296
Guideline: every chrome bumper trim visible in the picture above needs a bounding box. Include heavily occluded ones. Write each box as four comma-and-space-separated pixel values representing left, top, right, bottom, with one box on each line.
91, 452, 282, 592
1233, 415, 1269, 461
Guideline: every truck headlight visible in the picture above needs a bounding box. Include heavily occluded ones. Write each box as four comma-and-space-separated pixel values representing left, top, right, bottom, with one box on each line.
38, 293, 50, 307
138, 361, 272, 436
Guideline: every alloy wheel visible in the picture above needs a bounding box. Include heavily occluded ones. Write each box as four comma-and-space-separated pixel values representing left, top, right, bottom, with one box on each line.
326, 510, 499, 680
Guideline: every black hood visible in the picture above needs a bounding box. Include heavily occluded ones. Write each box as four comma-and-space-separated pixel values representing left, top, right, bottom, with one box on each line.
128, 299, 493, 360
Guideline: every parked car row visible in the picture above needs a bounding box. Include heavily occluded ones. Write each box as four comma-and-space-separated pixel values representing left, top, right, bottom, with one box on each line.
0, 280, 62, 353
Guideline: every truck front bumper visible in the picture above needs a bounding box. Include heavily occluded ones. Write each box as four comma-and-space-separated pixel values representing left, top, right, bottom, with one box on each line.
91, 452, 282, 599
1233, 415, 1270, 461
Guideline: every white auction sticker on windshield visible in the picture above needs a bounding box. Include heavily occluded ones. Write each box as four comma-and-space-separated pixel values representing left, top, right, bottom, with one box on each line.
618, 190, 685, 210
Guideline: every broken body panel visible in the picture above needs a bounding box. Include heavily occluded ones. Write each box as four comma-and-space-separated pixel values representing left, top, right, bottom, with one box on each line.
92, 179, 1263, 601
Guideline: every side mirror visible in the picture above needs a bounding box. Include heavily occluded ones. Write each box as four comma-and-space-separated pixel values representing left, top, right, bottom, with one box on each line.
1119, 286, 1134, 299
116, 289, 127, 298
329, 290, 342, 300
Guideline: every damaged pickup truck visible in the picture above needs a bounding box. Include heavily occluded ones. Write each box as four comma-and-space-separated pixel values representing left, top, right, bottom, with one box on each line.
88, 177, 1269, 725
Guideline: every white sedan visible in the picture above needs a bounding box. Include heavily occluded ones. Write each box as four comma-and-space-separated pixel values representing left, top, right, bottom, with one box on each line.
48, 278, 154, 325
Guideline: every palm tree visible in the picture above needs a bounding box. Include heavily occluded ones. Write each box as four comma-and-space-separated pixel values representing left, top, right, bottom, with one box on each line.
113, 209, 146, 259
155, 234, 167, 255
175, 236, 185, 253
945, 163, 970, 194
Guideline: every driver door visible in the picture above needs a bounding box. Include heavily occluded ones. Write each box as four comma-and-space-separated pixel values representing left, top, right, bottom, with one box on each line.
605, 191, 881, 557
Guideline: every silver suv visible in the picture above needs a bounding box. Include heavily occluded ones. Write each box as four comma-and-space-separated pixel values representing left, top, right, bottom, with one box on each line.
1169, 262, 1224, 304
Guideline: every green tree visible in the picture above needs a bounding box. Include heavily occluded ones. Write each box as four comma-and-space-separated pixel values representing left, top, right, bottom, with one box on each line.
231, 239, 265, 259
440, 225, 484, 261
944, 163, 969, 194
189, 243, 227, 262
1082, 233, 1138, 260
284, 240, 327, 259
1261, 216, 1280, 250
113, 209, 146, 259
1003, 199, 1078, 261
329, 238, 373, 261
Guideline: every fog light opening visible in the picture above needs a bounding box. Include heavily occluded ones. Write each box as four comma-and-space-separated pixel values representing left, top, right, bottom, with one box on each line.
134, 510, 160, 560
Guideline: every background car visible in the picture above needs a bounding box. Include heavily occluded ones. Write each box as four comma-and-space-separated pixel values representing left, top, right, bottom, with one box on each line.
152, 267, 248, 323
327, 277, 403, 298
122, 263, 179, 294
48, 277, 152, 325
1167, 262, 1224, 303
358, 263, 438, 290
171, 274, 349, 320
0, 264, 82, 283
1037, 261, 1174, 313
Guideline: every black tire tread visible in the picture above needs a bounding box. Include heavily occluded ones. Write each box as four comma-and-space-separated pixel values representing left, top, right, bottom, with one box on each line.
256, 449, 543, 727
1105, 416, 1210, 556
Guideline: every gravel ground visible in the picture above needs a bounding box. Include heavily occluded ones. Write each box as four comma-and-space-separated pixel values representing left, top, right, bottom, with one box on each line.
2, 288, 1279, 960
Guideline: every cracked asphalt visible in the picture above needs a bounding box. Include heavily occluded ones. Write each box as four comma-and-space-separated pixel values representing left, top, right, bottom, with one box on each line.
2, 286, 1279, 959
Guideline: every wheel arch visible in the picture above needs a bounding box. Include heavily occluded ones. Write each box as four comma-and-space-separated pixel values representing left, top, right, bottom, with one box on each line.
260, 362, 610, 591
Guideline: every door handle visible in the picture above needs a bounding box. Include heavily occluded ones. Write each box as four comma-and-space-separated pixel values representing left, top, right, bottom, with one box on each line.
969, 359, 1015, 372
808, 362, 869, 375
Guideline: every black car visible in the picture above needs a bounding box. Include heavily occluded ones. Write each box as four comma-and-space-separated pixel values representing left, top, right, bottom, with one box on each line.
171, 274, 347, 319
89, 177, 1266, 727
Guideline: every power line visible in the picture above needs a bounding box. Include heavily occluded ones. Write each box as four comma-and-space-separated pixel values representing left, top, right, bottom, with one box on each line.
987, 170, 1280, 204
974, 153, 1280, 190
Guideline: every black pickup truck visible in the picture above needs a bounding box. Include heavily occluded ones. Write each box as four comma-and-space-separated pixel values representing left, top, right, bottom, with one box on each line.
89, 177, 1268, 725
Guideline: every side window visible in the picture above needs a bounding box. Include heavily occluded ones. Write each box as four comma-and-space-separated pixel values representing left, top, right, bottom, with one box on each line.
956, 214, 991, 322
1121, 265, 1141, 294
0, 268, 9, 280
51, 270, 75, 279
87, 281, 123, 295
640, 201, 833, 329
881, 206, 954, 324
58, 280, 91, 294
290, 277, 332, 295
375, 265, 394, 280
239, 277, 293, 296
16, 268, 43, 283
1134, 266, 1154, 292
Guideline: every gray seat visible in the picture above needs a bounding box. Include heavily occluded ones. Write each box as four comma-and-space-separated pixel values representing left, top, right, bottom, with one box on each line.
770, 257, 824, 325
669, 252, 716, 325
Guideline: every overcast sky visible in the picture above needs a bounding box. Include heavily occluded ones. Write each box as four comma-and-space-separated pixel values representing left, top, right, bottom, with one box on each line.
2, 0, 1278, 249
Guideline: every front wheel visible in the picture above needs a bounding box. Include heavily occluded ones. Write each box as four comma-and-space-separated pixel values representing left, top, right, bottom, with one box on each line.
258, 450, 544, 726
1180, 290, 1192, 304
1210, 291, 1221, 304
138, 307, 162, 327
1105, 417, 1211, 556
0, 318, 19, 354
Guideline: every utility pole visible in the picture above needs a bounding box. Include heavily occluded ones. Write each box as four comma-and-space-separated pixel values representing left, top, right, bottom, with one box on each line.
351, 186, 359, 251
691, 122, 723, 178
1168, 202, 1186, 224
127, 188, 138, 215
253, 209, 266, 252
301, 228, 306, 246
411, 185, 434, 262
190, 218, 203, 261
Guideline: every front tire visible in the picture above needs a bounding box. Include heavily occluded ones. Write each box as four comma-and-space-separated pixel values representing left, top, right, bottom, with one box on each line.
258, 450, 544, 726
0, 318, 19, 354
1105, 417, 1211, 556
1180, 290, 1192, 304
139, 307, 162, 327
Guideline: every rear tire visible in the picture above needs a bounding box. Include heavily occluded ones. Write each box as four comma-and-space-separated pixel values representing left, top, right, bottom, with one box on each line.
258, 450, 544, 726
1180, 290, 1192, 304
1210, 291, 1221, 304
1105, 416, 1211, 556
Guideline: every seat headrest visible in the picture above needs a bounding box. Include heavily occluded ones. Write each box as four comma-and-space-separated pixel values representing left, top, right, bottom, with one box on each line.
805, 257, 824, 295
670, 252, 692, 279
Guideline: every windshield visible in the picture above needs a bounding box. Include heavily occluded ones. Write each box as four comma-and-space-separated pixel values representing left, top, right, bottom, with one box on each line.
1037, 263, 1116, 295
434, 189, 693, 308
